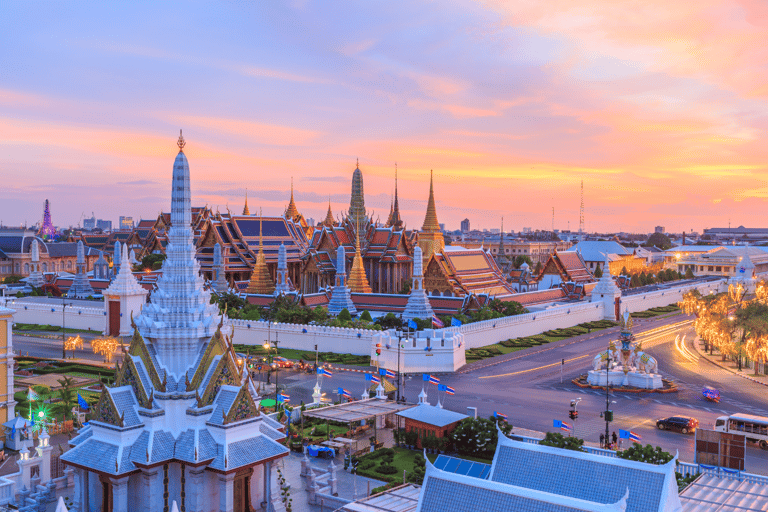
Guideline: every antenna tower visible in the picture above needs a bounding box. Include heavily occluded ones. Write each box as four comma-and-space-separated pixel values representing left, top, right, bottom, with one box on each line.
579, 180, 585, 234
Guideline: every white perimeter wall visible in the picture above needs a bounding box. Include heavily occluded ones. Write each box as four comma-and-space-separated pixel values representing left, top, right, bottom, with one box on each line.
1, 299, 105, 332
0, 278, 727, 372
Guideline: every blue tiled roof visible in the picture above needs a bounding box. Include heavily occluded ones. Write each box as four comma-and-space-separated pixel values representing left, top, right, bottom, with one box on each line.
131, 357, 154, 399
69, 427, 93, 446
569, 241, 632, 262
420, 474, 612, 512
129, 431, 150, 465
62, 439, 120, 475
210, 436, 288, 471
490, 442, 666, 512
150, 431, 175, 463
260, 423, 285, 441
198, 429, 218, 461
208, 387, 239, 425
396, 405, 468, 428
174, 429, 195, 462
109, 388, 141, 427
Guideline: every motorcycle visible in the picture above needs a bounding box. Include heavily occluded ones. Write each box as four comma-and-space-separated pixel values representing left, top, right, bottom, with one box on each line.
702, 386, 720, 403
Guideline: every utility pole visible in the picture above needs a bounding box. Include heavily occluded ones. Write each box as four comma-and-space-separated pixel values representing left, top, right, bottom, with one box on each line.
604, 353, 613, 446
61, 296, 67, 359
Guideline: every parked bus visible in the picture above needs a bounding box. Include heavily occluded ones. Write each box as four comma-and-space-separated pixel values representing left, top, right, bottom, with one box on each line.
714, 413, 768, 450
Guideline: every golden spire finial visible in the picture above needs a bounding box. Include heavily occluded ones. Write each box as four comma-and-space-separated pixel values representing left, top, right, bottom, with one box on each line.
177, 129, 186, 152
356, 158, 359, 169
243, 189, 250, 216
348, 214, 372, 293
246, 206, 274, 294
285, 177, 300, 220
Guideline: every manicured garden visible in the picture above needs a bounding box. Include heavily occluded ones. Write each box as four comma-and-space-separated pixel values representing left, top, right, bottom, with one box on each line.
629, 304, 680, 318
231, 343, 371, 367
13, 323, 100, 335
466, 320, 618, 362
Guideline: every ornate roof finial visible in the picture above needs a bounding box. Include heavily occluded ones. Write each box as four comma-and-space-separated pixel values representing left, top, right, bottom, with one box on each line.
177, 129, 186, 152
356, 157, 359, 169
243, 189, 250, 216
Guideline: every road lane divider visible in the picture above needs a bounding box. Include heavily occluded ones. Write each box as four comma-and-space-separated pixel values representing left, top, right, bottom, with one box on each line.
479, 354, 591, 379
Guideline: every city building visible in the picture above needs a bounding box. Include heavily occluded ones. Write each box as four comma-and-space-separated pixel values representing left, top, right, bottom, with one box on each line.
461, 239, 571, 265
703, 226, 768, 242
461, 218, 470, 233
671, 245, 768, 277
96, 219, 112, 232
537, 250, 595, 289
395, 391, 467, 449
569, 240, 648, 274
62, 133, 288, 511
82, 216, 96, 230
0, 229, 101, 279
119, 216, 134, 230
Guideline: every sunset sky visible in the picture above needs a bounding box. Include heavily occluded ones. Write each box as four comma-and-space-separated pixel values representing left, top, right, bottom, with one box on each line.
2, 1, 767, 233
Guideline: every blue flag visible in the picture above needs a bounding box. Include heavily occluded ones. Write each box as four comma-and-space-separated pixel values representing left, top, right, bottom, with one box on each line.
408, 319, 418, 330
437, 384, 446, 391
11, 425, 15, 435
77, 393, 89, 410
619, 429, 630, 439
451, 317, 462, 327
553, 419, 562, 428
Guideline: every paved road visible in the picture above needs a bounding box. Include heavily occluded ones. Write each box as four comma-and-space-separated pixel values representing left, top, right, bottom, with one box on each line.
14, 313, 768, 474
14, 334, 118, 364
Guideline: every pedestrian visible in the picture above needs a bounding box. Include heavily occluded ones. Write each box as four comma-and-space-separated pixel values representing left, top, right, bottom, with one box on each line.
599, 433, 605, 448
612, 431, 618, 447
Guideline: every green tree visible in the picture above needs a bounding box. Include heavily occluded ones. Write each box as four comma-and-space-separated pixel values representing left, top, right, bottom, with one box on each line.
684, 268, 694, 279
617, 443, 673, 464
644, 232, 673, 250
514, 255, 533, 269
359, 310, 373, 322
3, 275, 22, 284
639, 272, 648, 286
337, 308, 352, 322
137, 253, 166, 271
534, 261, 543, 274
539, 432, 585, 451
620, 266, 628, 276
375, 312, 403, 330
56, 376, 77, 420
398, 281, 411, 294
451, 417, 512, 458
594, 265, 603, 278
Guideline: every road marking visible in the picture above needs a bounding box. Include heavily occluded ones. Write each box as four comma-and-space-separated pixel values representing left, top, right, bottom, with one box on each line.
479, 354, 591, 379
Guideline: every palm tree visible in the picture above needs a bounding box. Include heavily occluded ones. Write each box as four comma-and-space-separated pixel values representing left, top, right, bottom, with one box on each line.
56, 376, 77, 420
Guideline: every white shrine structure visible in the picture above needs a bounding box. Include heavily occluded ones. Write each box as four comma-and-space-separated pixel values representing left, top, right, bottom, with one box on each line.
103, 243, 148, 337
587, 311, 662, 389
61, 133, 289, 512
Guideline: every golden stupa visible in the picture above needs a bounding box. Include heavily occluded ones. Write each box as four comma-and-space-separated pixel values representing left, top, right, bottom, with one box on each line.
285, 178, 300, 220
323, 197, 335, 227
347, 220, 372, 293
418, 170, 445, 262
242, 189, 250, 215
246, 210, 275, 295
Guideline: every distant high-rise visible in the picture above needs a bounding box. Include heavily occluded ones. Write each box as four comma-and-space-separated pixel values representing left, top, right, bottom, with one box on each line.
461, 218, 470, 233
119, 216, 134, 230
83, 215, 96, 230
96, 219, 112, 232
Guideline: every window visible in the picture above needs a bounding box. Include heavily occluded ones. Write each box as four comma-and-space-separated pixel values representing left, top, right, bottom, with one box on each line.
42, 263, 47, 272
24, 263, 29, 274
716, 266, 721, 272
715, 419, 725, 427
708, 266, 713, 272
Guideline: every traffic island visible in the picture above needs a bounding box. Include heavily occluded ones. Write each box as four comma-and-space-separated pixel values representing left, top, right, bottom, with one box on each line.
572, 374, 678, 393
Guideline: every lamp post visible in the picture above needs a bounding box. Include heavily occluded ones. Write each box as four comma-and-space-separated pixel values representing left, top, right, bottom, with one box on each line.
61, 295, 70, 359
604, 353, 613, 446
263, 322, 279, 398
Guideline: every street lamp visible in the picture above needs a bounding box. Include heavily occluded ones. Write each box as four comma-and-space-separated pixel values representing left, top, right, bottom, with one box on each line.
264, 321, 279, 397
603, 353, 614, 446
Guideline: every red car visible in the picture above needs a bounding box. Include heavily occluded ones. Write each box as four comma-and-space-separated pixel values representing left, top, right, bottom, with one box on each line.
271, 356, 294, 369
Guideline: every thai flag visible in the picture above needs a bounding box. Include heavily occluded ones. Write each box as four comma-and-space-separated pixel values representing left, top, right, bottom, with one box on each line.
629, 431, 642, 442
494, 411, 508, 421
338, 388, 351, 399
438, 384, 456, 395
560, 421, 572, 432
432, 315, 444, 328
365, 373, 381, 384
379, 368, 396, 379
277, 393, 290, 403
318, 368, 333, 377
422, 374, 440, 385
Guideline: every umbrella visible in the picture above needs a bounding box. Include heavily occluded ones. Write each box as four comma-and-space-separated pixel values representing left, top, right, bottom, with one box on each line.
260, 399, 277, 408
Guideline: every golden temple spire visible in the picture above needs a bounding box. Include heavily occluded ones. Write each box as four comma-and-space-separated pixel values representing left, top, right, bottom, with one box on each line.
422, 170, 440, 232
285, 177, 300, 220
242, 189, 250, 216
177, 129, 186, 152
391, 164, 402, 229
324, 196, 335, 227
418, 169, 445, 261
348, 218, 372, 293
246, 207, 275, 294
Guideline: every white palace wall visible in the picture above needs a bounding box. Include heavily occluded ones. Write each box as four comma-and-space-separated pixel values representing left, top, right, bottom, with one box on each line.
1, 278, 727, 373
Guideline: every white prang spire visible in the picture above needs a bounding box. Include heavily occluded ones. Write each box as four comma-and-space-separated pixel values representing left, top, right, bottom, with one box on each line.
135, 134, 224, 377
402, 245, 434, 322
275, 242, 290, 294
27, 239, 45, 288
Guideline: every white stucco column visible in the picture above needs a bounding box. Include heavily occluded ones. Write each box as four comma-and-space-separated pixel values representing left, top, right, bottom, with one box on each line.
219, 472, 236, 512
263, 461, 273, 512
110, 475, 130, 512
140, 468, 162, 512
186, 468, 206, 512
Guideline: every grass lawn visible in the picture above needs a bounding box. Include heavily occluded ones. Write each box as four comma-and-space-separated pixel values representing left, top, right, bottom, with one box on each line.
13, 323, 101, 335
232, 344, 373, 367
